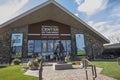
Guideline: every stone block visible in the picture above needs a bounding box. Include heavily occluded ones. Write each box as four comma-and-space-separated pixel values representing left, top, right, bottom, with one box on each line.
53, 63, 73, 70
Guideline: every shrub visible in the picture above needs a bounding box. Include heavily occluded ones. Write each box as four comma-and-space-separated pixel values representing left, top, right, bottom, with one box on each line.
12, 59, 21, 65
35, 56, 44, 63
65, 55, 71, 63
27, 59, 39, 70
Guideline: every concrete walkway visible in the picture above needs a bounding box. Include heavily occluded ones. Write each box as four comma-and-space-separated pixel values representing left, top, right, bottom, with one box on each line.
24, 64, 116, 80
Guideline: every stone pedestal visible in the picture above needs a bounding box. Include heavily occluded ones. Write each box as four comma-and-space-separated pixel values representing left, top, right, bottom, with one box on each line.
53, 63, 73, 70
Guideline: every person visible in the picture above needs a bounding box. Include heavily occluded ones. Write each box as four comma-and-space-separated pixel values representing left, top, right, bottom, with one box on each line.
55, 41, 64, 62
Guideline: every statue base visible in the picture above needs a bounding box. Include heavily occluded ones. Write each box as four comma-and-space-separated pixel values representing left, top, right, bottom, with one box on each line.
53, 63, 73, 70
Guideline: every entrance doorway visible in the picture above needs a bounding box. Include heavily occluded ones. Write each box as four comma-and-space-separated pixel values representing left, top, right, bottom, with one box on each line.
27, 40, 71, 61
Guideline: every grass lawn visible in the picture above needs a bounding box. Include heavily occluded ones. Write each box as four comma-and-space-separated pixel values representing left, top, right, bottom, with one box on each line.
93, 61, 120, 80
1, 61, 120, 80
0, 65, 37, 80
77, 50, 86, 55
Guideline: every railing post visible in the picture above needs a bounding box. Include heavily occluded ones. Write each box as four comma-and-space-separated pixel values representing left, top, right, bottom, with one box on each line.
85, 60, 88, 80
82, 59, 88, 80
38, 60, 43, 80
82, 58, 97, 80
118, 57, 120, 66
91, 65, 95, 80
94, 65, 97, 78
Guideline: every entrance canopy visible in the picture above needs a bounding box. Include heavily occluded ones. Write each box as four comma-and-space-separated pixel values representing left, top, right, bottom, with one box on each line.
0, 0, 109, 44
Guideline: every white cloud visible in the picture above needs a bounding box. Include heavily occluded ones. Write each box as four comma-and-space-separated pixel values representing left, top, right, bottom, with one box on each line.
76, 0, 108, 16
0, 0, 29, 24
110, 13, 120, 17
87, 21, 120, 43
75, 13, 79, 17
88, 21, 107, 28
75, 0, 83, 5
110, 6, 120, 17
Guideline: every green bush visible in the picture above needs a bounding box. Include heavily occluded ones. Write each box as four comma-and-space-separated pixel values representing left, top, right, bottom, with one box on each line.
27, 56, 44, 70
35, 56, 44, 63
12, 59, 21, 65
65, 55, 71, 62
27, 59, 39, 70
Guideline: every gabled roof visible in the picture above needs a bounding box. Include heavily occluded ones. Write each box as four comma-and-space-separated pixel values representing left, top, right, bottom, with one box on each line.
104, 43, 120, 49
0, 0, 109, 43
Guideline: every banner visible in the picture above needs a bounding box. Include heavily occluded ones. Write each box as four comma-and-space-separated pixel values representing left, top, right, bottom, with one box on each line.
75, 34, 86, 55
11, 33, 23, 58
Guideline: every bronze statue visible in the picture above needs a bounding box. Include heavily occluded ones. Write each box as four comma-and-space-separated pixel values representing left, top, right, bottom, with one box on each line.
55, 41, 64, 62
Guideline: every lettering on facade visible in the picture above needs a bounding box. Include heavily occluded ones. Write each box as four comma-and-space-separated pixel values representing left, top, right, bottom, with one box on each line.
41, 25, 59, 39
41, 25, 59, 34
28, 21, 71, 40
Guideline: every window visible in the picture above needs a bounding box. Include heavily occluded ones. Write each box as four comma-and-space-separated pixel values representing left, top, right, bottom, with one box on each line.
34, 40, 41, 52
27, 40, 71, 58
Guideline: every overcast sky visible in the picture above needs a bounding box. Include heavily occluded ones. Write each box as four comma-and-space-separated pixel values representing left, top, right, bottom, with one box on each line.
0, 0, 120, 43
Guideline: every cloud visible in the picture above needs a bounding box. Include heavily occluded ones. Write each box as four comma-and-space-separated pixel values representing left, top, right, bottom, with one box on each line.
0, 0, 29, 24
76, 0, 108, 16
110, 6, 120, 17
87, 21, 120, 43
110, 13, 120, 17
74, 13, 79, 17
75, 0, 84, 5
88, 21, 107, 28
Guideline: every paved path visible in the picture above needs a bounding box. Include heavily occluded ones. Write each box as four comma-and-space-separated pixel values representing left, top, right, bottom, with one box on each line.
25, 64, 116, 80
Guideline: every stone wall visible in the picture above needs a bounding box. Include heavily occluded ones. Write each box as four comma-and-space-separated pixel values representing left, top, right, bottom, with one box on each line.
0, 26, 28, 63
71, 26, 104, 60
0, 24, 104, 62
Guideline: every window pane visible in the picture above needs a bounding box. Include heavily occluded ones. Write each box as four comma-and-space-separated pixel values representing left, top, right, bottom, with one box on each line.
54, 40, 59, 51
42, 40, 47, 52
48, 40, 54, 52
66, 40, 71, 52
28, 40, 34, 55
34, 40, 41, 52
61, 40, 66, 51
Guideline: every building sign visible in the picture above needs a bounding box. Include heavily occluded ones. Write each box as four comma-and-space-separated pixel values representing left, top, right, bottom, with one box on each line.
41, 25, 59, 34
28, 20, 71, 40
75, 34, 86, 55
11, 33, 23, 58
41, 25, 59, 39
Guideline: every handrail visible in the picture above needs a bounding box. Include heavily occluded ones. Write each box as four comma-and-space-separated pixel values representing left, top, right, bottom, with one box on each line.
38, 60, 43, 80
117, 57, 120, 66
82, 58, 97, 80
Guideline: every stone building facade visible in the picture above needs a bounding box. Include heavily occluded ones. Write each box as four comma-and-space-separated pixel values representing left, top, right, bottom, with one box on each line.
0, 0, 109, 63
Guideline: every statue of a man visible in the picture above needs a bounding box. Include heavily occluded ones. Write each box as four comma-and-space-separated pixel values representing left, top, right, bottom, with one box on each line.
55, 41, 64, 62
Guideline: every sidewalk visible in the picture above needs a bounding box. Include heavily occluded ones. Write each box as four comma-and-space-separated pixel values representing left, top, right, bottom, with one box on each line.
25, 64, 116, 80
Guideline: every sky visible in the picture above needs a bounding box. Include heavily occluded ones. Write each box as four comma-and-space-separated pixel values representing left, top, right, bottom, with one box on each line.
0, 0, 120, 43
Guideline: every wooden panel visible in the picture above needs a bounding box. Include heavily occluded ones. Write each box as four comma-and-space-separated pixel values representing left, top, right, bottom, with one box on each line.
28, 20, 71, 40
